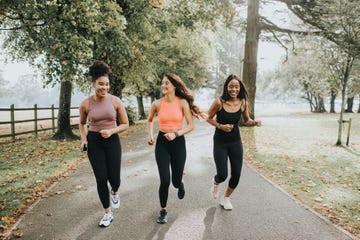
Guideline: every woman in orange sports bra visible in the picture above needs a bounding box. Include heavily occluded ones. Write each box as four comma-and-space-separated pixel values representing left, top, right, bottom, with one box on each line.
147, 73, 205, 224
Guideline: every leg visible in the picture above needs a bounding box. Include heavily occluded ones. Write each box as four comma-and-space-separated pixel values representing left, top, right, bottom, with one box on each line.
225, 140, 243, 197
170, 137, 186, 188
213, 140, 229, 184
155, 139, 171, 209
169, 137, 186, 199
105, 135, 121, 193
87, 132, 111, 210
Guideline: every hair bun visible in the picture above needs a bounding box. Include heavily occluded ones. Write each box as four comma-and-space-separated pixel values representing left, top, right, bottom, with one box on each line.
89, 61, 112, 81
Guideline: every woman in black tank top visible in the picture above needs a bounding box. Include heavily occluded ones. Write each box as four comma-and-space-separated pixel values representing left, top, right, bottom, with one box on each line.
206, 74, 261, 210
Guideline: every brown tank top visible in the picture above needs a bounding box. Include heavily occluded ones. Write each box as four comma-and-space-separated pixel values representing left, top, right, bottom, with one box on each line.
88, 94, 117, 132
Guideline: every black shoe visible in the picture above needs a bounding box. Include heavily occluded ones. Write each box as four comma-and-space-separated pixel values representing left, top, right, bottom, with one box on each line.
178, 182, 185, 199
157, 209, 167, 224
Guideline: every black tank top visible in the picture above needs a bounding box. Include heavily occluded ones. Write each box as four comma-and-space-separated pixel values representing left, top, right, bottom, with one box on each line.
214, 100, 243, 142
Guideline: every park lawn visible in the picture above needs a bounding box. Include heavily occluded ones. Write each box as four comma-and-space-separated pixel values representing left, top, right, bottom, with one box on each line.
0, 122, 146, 237
242, 111, 360, 238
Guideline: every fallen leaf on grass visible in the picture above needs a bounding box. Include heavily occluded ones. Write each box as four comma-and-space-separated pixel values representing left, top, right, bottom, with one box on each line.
12, 232, 23, 238
25, 199, 34, 205
1, 216, 16, 225
0, 225, 8, 231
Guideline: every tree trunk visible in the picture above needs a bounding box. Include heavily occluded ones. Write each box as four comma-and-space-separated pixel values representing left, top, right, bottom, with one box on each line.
357, 96, 360, 113
136, 95, 147, 120
336, 56, 354, 145
110, 77, 124, 99
345, 96, 354, 113
330, 89, 336, 113
316, 96, 326, 113
242, 0, 260, 119
53, 81, 77, 140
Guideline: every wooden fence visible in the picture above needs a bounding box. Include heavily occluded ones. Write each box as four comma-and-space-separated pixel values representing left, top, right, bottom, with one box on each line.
0, 104, 79, 140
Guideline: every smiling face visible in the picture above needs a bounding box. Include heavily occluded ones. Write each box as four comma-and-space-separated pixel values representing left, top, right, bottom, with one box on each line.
227, 79, 240, 98
160, 76, 176, 95
93, 76, 110, 98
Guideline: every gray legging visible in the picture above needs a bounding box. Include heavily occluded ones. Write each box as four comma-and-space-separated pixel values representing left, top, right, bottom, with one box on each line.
87, 131, 121, 209
155, 131, 186, 208
213, 139, 243, 189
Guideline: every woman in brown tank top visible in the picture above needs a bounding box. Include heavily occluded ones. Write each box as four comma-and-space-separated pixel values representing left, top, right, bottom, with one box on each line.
79, 61, 129, 227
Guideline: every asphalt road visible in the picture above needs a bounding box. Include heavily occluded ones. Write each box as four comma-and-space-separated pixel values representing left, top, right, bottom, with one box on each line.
7, 120, 358, 240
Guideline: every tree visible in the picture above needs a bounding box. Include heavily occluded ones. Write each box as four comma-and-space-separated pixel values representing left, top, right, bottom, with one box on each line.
1, 1, 130, 139
242, 0, 260, 119
117, 0, 237, 118
276, 0, 360, 145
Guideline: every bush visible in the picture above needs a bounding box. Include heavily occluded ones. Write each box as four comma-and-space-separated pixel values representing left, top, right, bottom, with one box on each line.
125, 105, 138, 125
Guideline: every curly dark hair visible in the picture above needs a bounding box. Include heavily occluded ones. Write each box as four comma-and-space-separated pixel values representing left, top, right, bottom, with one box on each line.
164, 73, 201, 117
89, 61, 112, 82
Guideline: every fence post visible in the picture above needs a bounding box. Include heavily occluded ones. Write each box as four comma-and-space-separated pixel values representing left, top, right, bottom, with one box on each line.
346, 118, 352, 146
34, 104, 38, 137
51, 104, 55, 132
10, 104, 15, 140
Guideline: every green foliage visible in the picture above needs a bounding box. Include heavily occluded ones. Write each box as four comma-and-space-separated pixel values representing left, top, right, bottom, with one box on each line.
282, 0, 360, 57
1, 1, 130, 87
125, 105, 138, 125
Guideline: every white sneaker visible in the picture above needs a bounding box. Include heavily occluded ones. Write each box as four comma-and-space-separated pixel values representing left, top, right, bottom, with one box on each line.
210, 180, 219, 199
220, 197, 233, 210
111, 192, 120, 209
99, 212, 113, 227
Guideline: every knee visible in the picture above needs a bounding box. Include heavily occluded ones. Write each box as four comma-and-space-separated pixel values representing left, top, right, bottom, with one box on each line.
160, 179, 171, 188
216, 174, 227, 183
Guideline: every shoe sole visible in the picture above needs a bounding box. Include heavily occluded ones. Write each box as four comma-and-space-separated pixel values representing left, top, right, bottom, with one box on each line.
99, 219, 113, 227
157, 220, 167, 224
220, 203, 233, 211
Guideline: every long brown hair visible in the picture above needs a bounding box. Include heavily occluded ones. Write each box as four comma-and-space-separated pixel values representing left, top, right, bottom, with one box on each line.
164, 73, 201, 117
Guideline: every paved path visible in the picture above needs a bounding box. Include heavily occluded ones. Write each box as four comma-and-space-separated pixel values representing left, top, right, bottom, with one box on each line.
8, 121, 358, 240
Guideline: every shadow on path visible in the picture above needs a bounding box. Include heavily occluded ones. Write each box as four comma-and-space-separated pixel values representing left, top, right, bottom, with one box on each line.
202, 207, 216, 240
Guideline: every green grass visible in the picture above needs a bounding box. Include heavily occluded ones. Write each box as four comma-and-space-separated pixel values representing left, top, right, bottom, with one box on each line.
242, 112, 360, 237
0, 122, 146, 235
0, 131, 85, 232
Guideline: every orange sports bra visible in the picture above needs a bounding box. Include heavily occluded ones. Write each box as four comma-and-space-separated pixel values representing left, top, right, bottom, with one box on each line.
158, 96, 184, 130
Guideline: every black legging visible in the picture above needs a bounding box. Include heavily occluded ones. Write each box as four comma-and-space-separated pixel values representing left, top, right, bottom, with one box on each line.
213, 139, 243, 189
155, 131, 186, 208
87, 131, 121, 209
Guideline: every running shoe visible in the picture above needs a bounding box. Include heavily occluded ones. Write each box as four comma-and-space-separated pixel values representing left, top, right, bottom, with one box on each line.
178, 182, 185, 199
220, 197, 233, 210
99, 212, 113, 227
111, 192, 120, 209
157, 209, 167, 224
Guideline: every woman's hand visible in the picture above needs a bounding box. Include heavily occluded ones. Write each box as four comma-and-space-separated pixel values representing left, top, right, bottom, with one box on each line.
219, 124, 233, 133
254, 120, 262, 127
99, 129, 113, 138
148, 137, 154, 145
164, 132, 176, 141
80, 141, 88, 152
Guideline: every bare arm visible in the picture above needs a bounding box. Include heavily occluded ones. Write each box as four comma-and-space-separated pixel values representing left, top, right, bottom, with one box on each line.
147, 100, 159, 145
79, 99, 89, 150
178, 99, 194, 135
206, 98, 221, 127
242, 100, 262, 127
206, 98, 233, 132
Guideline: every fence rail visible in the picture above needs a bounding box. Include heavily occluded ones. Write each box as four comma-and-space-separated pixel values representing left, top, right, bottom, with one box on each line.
0, 104, 79, 140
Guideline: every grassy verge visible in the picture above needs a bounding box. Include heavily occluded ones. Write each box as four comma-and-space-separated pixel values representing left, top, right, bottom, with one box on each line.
0, 122, 146, 237
242, 112, 360, 238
